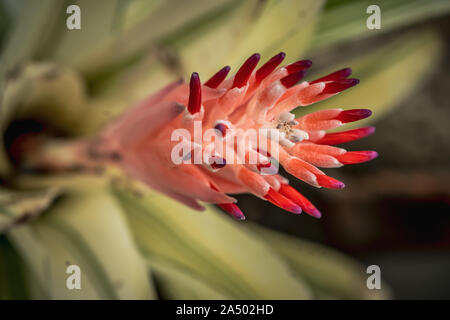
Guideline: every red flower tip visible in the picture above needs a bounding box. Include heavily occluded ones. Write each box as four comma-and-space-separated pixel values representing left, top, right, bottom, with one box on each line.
336, 151, 378, 164
336, 109, 372, 123
280, 70, 307, 88
285, 59, 312, 74
310, 68, 352, 84
278, 184, 321, 218
255, 52, 286, 83
315, 126, 375, 145
316, 174, 345, 189
188, 72, 202, 114
204, 66, 231, 88
264, 188, 302, 214
232, 53, 261, 89
218, 203, 245, 220
322, 78, 359, 94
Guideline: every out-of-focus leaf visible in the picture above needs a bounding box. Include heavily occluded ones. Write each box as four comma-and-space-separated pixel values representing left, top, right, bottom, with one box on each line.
226, 0, 325, 66
311, 0, 450, 50
297, 29, 444, 127
7, 180, 155, 299
0, 235, 29, 299
80, 0, 325, 135
0, 1, 12, 52
160, 0, 258, 78
0, 187, 59, 234
147, 257, 229, 300
1, 62, 88, 135
248, 224, 391, 299
0, 0, 64, 77
113, 186, 312, 299
0, 0, 65, 176
51, 0, 236, 77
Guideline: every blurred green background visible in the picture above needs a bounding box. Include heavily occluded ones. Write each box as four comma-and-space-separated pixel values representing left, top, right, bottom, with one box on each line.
0, 0, 449, 299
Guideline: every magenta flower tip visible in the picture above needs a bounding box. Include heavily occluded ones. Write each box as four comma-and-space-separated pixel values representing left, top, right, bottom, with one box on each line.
233, 53, 261, 88
337, 109, 372, 123
205, 65, 231, 88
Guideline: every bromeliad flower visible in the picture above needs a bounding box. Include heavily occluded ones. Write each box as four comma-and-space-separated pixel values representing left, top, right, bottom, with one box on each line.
95, 52, 378, 220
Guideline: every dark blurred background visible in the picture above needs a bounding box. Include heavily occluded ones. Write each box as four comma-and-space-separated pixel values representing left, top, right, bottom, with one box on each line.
239, 15, 450, 299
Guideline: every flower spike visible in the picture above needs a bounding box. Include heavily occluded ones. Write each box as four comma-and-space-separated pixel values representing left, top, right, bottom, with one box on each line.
104, 53, 377, 220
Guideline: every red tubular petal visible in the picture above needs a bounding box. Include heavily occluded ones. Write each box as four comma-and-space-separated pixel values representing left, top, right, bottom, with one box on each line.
264, 188, 302, 214
218, 203, 245, 220
188, 72, 202, 114
285, 59, 312, 74
335, 109, 372, 123
336, 151, 378, 164
322, 78, 359, 94
310, 68, 352, 84
315, 127, 375, 145
232, 53, 261, 89
316, 174, 345, 189
278, 184, 321, 218
204, 66, 231, 88
280, 70, 307, 88
255, 52, 285, 83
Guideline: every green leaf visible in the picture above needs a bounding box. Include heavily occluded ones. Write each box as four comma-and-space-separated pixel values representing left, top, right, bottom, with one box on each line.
7, 181, 156, 299
50, 0, 237, 77
80, 0, 325, 135
147, 256, 230, 299
0, 0, 67, 176
0, 0, 65, 77
0, 235, 30, 299
248, 224, 391, 299
0, 186, 59, 235
296, 29, 444, 127
311, 0, 450, 50
226, 0, 325, 65
1, 62, 88, 135
113, 186, 312, 299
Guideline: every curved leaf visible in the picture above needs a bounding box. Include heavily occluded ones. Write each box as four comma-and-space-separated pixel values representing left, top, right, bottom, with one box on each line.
296, 29, 444, 127
0, 187, 59, 234
7, 182, 155, 299
113, 186, 312, 299
248, 224, 391, 299
148, 257, 229, 300
312, 0, 450, 50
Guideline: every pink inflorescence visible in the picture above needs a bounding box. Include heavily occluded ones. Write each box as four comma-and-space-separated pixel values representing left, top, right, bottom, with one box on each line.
105, 52, 378, 220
